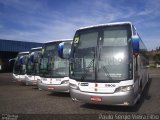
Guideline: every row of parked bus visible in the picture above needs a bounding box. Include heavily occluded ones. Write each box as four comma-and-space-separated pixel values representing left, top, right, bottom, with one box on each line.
13, 39, 72, 92
12, 22, 149, 106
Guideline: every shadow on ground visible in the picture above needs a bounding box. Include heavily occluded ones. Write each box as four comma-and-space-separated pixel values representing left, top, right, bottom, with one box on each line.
48, 92, 70, 98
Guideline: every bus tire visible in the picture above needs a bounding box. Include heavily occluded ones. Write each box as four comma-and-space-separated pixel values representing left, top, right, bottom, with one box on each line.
137, 81, 142, 104
139, 82, 142, 94
147, 73, 149, 83
138, 81, 142, 98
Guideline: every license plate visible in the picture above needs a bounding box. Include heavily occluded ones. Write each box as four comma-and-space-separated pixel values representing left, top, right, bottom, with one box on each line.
90, 96, 102, 102
33, 82, 37, 84
48, 87, 55, 90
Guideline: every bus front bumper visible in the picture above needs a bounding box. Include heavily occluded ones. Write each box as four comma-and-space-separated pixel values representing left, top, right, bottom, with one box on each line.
17, 78, 26, 83
70, 88, 136, 106
25, 78, 37, 85
13, 74, 26, 83
12, 74, 19, 80
15, 75, 26, 83
25, 76, 38, 85
38, 82, 69, 92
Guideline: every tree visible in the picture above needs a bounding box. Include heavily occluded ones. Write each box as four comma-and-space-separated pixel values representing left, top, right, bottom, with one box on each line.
153, 54, 160, 64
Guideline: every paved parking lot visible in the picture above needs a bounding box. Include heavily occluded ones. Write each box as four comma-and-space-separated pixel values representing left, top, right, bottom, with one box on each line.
0, 68, 160, 120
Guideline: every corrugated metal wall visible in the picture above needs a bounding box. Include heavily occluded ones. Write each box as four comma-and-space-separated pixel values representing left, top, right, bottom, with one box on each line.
0, 39, 43, 72
0, 39, 43, 52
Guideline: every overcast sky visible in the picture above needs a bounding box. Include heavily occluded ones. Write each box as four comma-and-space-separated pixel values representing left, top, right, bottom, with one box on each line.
0, 0, 160, 50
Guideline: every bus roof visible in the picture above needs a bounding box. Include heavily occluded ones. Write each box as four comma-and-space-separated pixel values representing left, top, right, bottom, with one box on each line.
31, 47, 42, 50
79, 21, 133, 30
18, 51, 29, 55
44, 39, 72, 44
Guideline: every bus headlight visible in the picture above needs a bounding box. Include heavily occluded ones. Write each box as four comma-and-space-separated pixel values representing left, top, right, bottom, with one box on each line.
61, 80, 69, 84
115, 85, 133, 92
69, 83, 79, 90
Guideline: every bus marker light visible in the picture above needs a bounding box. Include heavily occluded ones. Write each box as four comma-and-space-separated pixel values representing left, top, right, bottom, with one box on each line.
33, 82, 37, 85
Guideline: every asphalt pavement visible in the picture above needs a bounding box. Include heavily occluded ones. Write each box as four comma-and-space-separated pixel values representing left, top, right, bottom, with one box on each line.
0, 68, 160, 120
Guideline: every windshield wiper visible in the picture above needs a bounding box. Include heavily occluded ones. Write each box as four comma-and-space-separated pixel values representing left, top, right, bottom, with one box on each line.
80, 58, 94, 81
97, 46, 113, 81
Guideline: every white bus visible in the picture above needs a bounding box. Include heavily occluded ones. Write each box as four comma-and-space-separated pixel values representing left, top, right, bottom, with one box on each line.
38, 39, 72, 92
68, 22, 149, 106
25, 47, 42, 85
13, 51, 29, 84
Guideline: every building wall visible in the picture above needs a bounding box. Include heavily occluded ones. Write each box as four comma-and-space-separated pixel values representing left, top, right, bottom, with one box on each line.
0, 58, 2, 71
0, 39, 43, 52
0, 39, 43, 73
0, 51, 18, 72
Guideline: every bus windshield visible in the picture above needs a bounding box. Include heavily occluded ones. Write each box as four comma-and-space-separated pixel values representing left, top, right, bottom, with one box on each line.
13, 54, 28, 75
13, 61, 21, 74
39, 43, 69, 78
26, 51, 41, 75
26, 61, 34, 74
70, 25, 133, 82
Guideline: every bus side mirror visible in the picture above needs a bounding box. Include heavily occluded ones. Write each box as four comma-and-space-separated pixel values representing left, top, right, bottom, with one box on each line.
19, 56, 24, 64
30, 52, 39, 63
58, 42, 72, 59
30, 54, 34, 63
19, 56, 27, 64
131, 36, 139, 55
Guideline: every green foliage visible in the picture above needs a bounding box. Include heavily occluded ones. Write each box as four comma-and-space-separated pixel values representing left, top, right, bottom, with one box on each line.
153, 54, 160, 64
